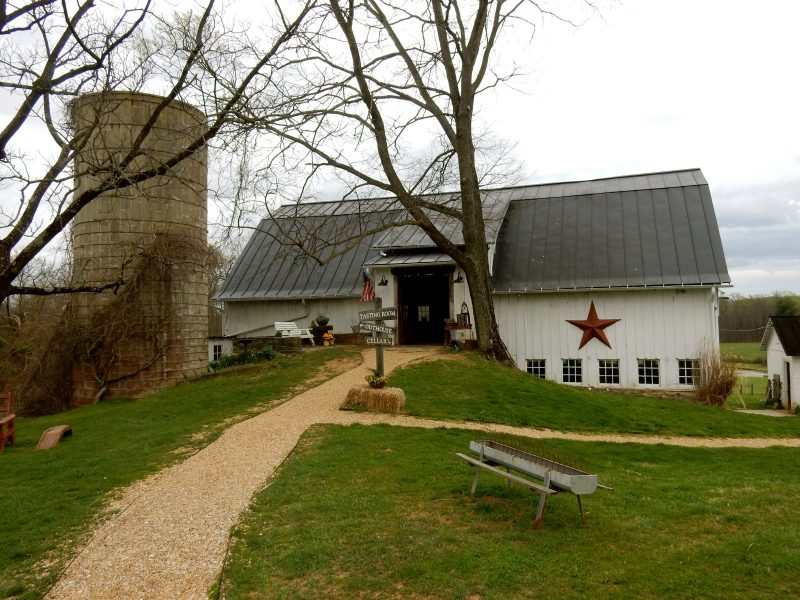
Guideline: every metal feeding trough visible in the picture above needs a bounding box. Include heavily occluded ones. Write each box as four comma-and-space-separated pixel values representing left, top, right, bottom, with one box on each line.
456, 440, 610, 529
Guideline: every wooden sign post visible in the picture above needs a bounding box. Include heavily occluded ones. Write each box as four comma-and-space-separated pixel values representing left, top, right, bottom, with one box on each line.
359, 300, 396, 376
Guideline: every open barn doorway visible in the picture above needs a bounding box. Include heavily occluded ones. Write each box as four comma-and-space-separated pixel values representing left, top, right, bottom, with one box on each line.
395, 267, 452, 345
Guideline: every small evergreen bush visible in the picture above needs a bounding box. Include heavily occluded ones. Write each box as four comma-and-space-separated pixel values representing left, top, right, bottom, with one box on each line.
210, 346, 278, 371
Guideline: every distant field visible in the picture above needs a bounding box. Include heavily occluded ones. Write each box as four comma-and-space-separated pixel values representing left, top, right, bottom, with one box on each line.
720, 342, 766, 369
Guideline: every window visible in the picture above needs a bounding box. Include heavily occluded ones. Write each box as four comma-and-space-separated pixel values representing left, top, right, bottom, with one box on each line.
598, 359, 620, 384
678, 359, 699, 385
562, 359, 582, 383
638, 359, 660, 385
213, 344, 223, 361
526, 359, 546, 379
418, 305, 430, 322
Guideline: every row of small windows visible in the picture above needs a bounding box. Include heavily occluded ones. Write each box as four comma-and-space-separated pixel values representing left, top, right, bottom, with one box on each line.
526, 358, 699, 385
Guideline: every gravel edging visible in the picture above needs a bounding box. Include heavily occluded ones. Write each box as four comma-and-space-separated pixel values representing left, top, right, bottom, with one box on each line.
45, 347, 441, 600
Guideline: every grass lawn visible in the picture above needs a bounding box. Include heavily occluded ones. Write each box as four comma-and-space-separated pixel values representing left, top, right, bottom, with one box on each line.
0, 347, 359, 600
4, 347, 797, 599
721, 342, 767, 370
219, 424, 800, 599
390, 355, 800, 437
727, 376, 771, 410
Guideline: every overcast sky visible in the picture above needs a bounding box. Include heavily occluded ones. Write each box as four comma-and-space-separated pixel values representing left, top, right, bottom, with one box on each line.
484, 0, 799, 296
4, 1, 797, 297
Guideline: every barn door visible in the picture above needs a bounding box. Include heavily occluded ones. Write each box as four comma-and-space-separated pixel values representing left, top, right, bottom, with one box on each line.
787, 362, 792, 411
395, 267, 451, 345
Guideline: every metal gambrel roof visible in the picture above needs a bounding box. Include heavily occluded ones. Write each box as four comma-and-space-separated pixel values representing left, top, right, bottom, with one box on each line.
216, 210, 395, 301
372, 188, 511, 249
492, 169, 730, 291
217, 168, 731, 301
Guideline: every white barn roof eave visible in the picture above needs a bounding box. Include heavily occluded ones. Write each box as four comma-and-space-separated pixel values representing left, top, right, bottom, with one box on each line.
492, 283, 725, 295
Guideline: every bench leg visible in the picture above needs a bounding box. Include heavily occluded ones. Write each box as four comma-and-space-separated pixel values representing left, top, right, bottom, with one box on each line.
533, 472, 552, 530
470, 466, 481, 495
577, 494, 584, 519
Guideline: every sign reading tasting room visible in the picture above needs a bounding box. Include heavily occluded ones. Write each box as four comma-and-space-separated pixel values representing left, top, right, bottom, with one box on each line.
359, 307, 397, 321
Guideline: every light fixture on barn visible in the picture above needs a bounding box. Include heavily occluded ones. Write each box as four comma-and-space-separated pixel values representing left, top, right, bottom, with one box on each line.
377, 275, 389, 286
453, 270, 464, 283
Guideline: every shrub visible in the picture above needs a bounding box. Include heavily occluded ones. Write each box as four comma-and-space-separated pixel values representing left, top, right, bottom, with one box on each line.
210, 346, 278, 371
309, 314, 331, 340
695, 346, 738, 407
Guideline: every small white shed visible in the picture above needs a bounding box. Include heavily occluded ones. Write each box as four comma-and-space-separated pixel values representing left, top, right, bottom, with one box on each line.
760, 316, 800, 411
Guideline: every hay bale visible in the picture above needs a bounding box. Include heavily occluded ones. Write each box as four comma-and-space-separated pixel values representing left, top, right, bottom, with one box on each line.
342, 384, 406, 414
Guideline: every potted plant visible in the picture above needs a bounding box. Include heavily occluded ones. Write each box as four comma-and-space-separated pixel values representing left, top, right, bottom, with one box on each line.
309, 314, 332, 345
323, 332, 335, 346
365, 374, 389, 389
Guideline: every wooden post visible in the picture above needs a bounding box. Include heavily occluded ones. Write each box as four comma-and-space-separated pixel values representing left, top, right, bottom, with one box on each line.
375, 296, 384, 376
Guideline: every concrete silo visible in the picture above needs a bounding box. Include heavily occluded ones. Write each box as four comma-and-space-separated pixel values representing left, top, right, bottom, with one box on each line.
70, 91, 208, 404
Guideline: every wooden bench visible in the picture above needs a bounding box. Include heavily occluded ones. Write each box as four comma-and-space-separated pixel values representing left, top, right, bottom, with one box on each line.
0, 390, 16, 453
274, 321, 315, 345
456, 452, 555, 529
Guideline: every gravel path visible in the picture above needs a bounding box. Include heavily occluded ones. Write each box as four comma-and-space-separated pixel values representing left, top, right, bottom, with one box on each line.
46, 347, 800, 599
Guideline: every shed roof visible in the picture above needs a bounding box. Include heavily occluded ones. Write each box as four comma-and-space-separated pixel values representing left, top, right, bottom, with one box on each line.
760, 316, 800, 355
217, 168, 730, 301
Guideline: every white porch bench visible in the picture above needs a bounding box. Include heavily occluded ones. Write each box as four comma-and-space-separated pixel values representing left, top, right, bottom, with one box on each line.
274, 321, 315, 345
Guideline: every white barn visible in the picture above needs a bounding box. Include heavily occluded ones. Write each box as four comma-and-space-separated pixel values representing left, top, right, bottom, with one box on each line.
760, 316, 800, 411
217, 169, 731, 391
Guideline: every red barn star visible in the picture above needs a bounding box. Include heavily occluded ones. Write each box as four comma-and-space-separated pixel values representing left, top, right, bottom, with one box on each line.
566, 302, 620, 349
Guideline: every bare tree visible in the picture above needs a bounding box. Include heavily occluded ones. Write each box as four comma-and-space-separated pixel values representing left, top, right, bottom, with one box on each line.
0, 0, 315, 301
224, 0, 593, 361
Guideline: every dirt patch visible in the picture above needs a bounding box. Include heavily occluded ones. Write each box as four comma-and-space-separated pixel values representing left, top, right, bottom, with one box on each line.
289, 353, 363, 393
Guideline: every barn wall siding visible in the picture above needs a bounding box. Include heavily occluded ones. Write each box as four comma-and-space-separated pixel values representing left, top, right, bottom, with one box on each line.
222, 298, 364, 337
494, 288, 719, 389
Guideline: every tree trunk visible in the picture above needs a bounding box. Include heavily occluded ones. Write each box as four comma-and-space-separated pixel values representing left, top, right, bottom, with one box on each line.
462, 253, 512, 363
453, 103, 514, 365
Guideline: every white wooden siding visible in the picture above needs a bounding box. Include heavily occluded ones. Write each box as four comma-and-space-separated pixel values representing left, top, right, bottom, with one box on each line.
207, 338, 234, 362
494, 288, 720, 390
222, 298, 364, 337
765, 332, 800, 409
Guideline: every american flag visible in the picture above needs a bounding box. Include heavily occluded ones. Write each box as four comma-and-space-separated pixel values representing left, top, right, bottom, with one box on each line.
360, 271, 376, 302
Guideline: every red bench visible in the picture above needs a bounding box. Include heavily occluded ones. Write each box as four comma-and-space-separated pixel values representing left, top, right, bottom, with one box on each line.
0, 390, 15, 453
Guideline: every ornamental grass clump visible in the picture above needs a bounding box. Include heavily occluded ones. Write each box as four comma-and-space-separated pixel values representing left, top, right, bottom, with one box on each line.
694, 345, 738, 407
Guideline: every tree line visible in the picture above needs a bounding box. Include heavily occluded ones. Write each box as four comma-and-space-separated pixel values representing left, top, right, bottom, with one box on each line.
719, 293, 799, 343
